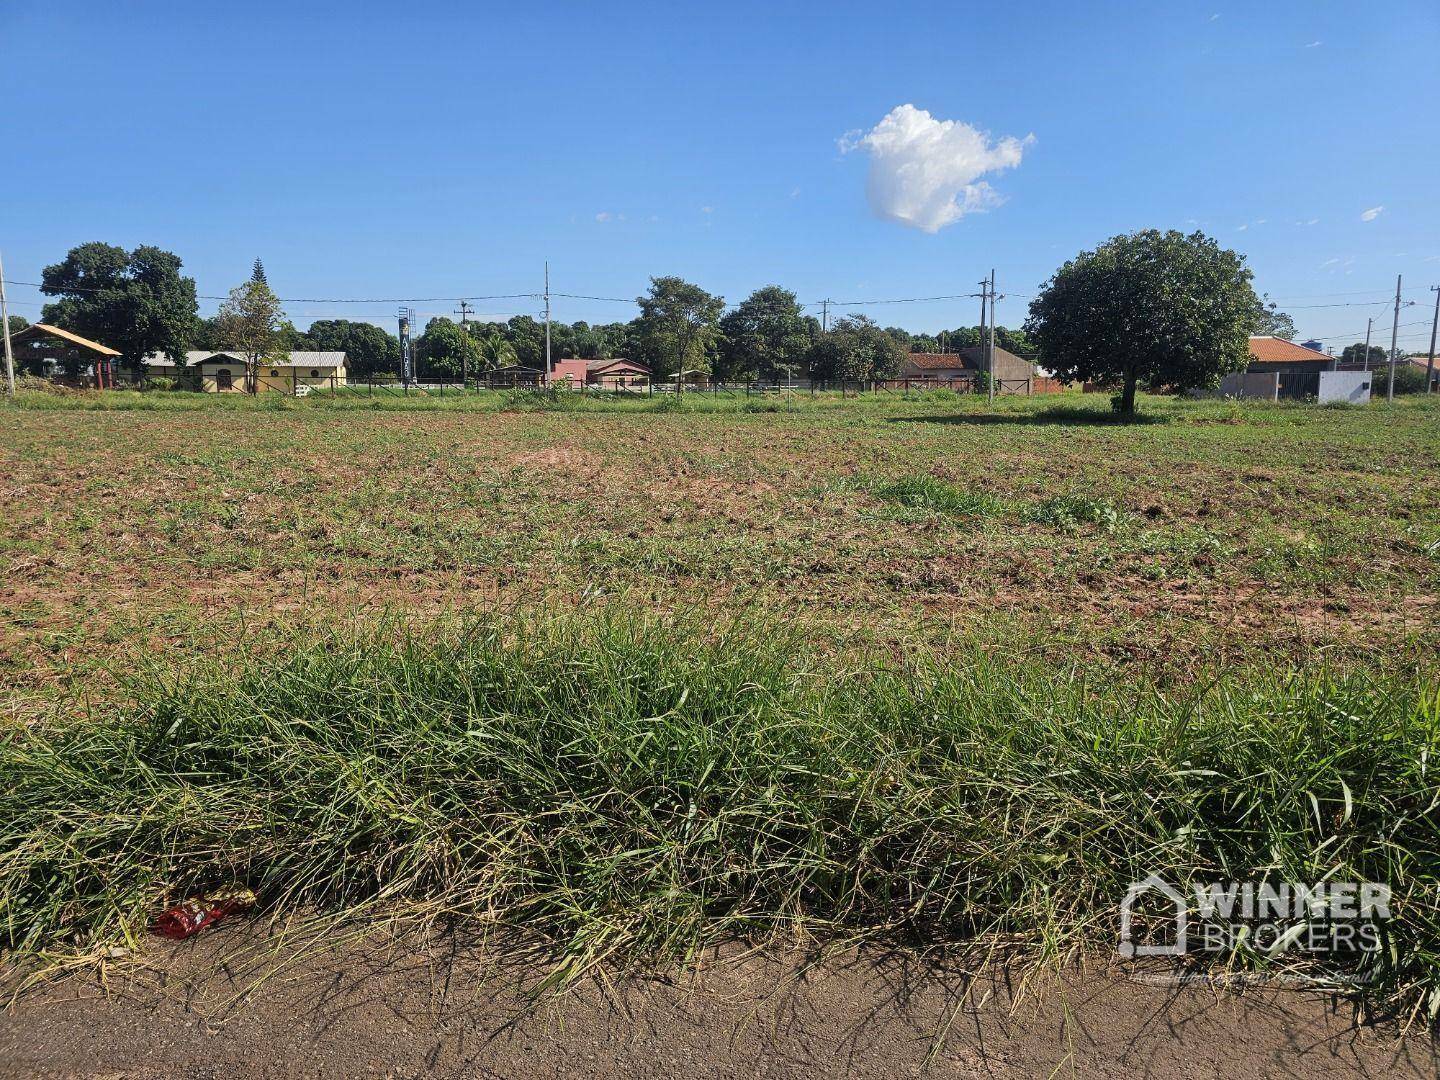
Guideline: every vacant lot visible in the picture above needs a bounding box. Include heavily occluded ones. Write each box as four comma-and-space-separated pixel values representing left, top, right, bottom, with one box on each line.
3, 390, 1438, 711
3, 389, 1439, 1031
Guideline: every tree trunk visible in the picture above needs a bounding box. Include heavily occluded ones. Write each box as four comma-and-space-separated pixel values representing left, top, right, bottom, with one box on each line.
1119, 369, 1138, 415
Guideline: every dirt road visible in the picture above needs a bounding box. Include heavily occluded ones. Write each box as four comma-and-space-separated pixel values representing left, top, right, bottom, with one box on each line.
2, 928, 1434, 1078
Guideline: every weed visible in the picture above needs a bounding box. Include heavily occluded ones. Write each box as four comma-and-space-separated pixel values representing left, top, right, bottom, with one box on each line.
1030, 494, 1125, 532
873, 475, 1002, 518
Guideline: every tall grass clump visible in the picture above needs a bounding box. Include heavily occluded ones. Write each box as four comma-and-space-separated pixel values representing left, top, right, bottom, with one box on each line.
2, 614, 1437, 1014
873, 475, 1003, 518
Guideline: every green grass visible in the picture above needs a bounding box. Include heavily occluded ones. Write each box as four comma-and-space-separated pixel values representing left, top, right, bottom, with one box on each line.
2, 611, 1437, 1014
2, 389, 1438, 1013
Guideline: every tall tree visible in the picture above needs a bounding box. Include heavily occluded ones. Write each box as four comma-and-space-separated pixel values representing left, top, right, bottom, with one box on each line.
808, 315, 906, 381
717, 286, 813, 382
474, 325, 518, 371
635, 276, 725, 382
1252, 294, 1296, 340
1341, 342, 1387, 368
213, 261, 286, 391
1025, 230, 1258, 415
416, 316, 480, 378
305, 319, 401, 380
505, 316, 546, 368
40, 242, 199, 368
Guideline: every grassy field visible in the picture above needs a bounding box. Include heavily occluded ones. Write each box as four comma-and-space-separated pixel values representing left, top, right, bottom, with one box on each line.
2, 388, 1438, 1012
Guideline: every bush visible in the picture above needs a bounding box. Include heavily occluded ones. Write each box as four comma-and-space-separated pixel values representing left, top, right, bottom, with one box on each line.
1382, 364, 1433, 396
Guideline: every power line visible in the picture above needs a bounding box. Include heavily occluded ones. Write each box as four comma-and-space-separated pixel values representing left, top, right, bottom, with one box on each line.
1, 279, 540, 304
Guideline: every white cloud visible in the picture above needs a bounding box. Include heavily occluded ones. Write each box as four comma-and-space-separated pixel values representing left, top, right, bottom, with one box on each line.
839, 104, 1034, 233
1295, 217, 1319, 226
1209, 12, 1221, 20
1361, 205, 1384, 221
1305, 40, 1322, 48
789, 186, 802, 199
1319, 257, 1340, 268
1236, 224, 1249, 231
595, 211, 613, 222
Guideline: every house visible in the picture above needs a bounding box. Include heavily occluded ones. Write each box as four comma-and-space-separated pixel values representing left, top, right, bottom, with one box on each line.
899, 346, 1036, 384
142, 351, 348, 392
9, 323, 122, 385
546, 357, 652, 389
1245, 336, 1335, 374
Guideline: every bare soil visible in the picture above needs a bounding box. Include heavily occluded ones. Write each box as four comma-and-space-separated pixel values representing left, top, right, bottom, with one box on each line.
2, 928, 1435, 1078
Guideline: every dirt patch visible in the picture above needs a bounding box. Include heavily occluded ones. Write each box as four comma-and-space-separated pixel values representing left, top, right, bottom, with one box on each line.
2, 930, 1434, 1078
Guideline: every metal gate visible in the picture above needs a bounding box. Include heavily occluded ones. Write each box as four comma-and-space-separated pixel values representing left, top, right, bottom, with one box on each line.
1277, 372, 1320, 400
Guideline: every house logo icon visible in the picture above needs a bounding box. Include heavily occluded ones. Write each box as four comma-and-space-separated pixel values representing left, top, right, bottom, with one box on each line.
1118, 874, 1188, 958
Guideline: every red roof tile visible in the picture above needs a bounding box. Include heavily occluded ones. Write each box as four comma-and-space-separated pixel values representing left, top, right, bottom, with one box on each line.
1248, 336, 1330, 363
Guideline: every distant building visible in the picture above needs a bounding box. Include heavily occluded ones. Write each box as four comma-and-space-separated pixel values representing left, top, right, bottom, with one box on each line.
143, 351, 348, 392
10, 323, 121, 383
900, 346, 1035, 383
547, 357, 651, 388
1245, 336, 1334, 373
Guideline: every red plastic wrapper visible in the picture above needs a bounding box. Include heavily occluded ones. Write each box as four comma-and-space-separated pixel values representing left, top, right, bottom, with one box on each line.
150, 888, 256, 940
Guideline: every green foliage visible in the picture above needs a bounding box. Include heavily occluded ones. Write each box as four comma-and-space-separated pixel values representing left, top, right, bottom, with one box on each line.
3, 614, 1438, 1013
1342, 343, 1388, 367
39, 242, 199, 368
718, 286, 814, 382
6, 314, 28, 337
1026, 230, 1259, 414
1384, 363, 1431, 395
873, 475, 1001, 517
416, 317, 481, 379
304, 320, 401, 380
213, 269, 287, 384
809, 315, 907, 381
1253, 293, 1296, 340
1030, 494, 1124, 532
636, 276, 726, 380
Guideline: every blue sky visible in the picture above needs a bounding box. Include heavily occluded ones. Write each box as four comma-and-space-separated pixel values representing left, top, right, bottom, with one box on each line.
3, 1, 1438, 350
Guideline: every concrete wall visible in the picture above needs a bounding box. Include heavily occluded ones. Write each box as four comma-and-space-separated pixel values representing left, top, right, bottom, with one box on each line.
1317, 370, 1372, 404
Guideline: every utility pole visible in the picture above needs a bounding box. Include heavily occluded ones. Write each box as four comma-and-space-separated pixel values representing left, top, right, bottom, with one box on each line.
1363, 318, 1373, 370
820, 299, 830, 334
986, 269, 997, 406
543, 262, 552, 378
454, 299, 473, 387
977, 273, 989, 402
1426, 286, 1439, 394
1387, 274, 1401, 404
0, 251, 14, 398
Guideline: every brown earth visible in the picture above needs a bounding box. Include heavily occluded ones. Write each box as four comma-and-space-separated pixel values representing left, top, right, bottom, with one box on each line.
2, 928, 1435, 1078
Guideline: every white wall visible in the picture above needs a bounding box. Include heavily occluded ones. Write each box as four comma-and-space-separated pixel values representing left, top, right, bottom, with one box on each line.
1317, 370, 1372, 404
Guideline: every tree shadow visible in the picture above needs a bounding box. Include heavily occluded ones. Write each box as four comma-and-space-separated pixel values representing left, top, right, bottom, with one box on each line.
887, 406, 1172, 427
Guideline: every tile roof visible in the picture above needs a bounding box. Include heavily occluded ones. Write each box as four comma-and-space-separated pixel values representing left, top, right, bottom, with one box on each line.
904, 351, 977, 371
1248, 336, 1330, 363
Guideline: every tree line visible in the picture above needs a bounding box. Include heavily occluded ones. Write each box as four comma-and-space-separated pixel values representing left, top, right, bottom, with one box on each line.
24, 233, 1353, 415
20, 243, 1039, 384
